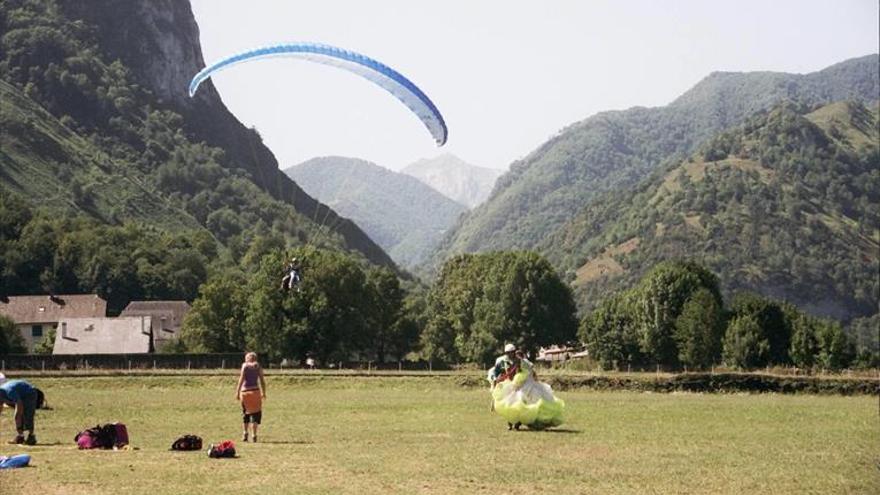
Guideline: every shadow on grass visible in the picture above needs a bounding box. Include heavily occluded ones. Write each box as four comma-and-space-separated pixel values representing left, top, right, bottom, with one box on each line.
256, 440, 315, 445
522, 428, 582, 434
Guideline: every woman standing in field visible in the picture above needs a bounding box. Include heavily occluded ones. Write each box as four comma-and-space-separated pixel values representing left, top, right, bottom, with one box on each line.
235, 352, 266, 442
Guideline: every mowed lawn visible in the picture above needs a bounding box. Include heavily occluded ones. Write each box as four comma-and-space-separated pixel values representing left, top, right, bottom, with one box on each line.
1, 375, 877, 495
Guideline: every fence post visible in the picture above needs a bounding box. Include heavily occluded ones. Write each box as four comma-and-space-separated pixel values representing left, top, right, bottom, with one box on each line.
128, 360, 132, 371
187, 360, 191, 371
429, 360, 432, 372
42, 360, 45, 372
153, 360, 156, 370
221, 359, 225, 369
399, 361, 402, 372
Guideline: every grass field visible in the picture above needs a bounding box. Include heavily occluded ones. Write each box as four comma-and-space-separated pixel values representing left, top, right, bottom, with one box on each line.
1, 375, 877, 494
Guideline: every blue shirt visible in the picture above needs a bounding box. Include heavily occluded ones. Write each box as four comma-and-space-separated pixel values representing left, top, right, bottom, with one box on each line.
0, 380, 34, 403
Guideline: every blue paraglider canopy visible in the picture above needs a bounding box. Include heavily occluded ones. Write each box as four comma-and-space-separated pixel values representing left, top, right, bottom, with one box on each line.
189, 42, 447, 146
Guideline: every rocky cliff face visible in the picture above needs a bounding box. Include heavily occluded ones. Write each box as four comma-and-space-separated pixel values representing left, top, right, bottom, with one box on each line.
57, 0, 395, 269
59, 0, 201, 106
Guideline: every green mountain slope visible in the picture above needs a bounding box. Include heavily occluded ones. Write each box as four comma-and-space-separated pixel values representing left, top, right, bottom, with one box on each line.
544, 101, 879, 321
285, 157, 467, 268
431, 55, 879, 267
0, 79, 200, 231
0, 0, 395, 269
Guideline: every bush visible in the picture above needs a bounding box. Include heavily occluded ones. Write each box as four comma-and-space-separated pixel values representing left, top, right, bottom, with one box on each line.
0, 315, 26, 354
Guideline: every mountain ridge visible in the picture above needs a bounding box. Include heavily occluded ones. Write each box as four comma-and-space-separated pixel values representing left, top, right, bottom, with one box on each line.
285, 157, 467, 268
429, 54, 879, 270
544, 100, 879, 321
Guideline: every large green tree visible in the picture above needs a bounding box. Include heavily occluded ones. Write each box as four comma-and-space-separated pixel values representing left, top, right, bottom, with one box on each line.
630, 261, 722, 366
722, 314, 770, 369
243, 249, 375, 364
364, 266, 410, 363
729, 292, 791, 365
579, 293, 643, 369
422, 252, 578, 364
674, 288, 725, 369
180, 272, 248, 353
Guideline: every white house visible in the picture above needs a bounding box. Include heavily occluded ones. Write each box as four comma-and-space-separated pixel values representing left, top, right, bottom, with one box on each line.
0, 294, 107, 352
53, 316, 154, 354
120, 300, 191, 349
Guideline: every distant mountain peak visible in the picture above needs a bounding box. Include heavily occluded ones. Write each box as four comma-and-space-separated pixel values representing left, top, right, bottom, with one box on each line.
402, 154, 502, 208
285, 157, 466, 268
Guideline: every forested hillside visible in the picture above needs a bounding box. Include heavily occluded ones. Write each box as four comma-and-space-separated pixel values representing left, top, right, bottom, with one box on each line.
546, 101, 878, 322
0, 0, 395, 273
285, 157, 466, 268
430, 55, 879, 267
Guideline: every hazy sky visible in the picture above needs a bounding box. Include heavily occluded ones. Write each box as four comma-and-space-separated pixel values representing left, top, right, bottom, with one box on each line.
190, 0, 878, 171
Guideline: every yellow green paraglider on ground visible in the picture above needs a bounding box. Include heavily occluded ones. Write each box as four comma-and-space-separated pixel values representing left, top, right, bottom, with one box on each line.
492, 370, 564, 429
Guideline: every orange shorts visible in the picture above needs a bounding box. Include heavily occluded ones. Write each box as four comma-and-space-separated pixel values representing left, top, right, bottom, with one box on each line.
240, 388, 262, 414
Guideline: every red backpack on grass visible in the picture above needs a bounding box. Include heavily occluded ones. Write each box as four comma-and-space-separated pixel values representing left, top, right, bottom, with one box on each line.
207, 440, 236, 458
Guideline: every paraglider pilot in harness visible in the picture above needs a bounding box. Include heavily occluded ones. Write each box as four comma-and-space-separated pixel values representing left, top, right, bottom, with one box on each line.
281, 257, 303, 291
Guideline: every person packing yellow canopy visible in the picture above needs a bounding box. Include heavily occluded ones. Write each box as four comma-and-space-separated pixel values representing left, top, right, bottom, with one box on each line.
488, 345, 564, 430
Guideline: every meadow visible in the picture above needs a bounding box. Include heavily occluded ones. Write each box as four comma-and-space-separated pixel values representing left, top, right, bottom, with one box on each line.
1, 374, 877, 494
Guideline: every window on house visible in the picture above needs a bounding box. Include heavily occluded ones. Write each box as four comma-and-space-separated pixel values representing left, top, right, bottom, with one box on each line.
32, 325, 42, 337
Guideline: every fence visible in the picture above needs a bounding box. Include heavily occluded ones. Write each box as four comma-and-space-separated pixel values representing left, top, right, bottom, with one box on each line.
0, 354, 453, 372
1, 353, 245, 371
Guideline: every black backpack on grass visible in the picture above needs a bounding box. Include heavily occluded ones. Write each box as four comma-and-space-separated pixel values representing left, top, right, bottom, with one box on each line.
171, 435, 203, 451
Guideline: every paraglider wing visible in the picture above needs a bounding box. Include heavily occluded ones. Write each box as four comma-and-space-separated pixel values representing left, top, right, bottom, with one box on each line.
188, 43, 447, 146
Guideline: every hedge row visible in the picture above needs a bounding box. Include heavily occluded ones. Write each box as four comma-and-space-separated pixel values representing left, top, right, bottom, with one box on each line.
456, 372, 879, 395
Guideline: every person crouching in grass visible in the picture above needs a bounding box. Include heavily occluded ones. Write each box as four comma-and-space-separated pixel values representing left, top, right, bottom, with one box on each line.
235, 352, 266, 442
0, 379, 38, 445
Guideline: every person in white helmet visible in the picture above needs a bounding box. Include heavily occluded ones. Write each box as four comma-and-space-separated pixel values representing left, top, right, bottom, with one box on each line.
487, 343, 522, 429
487, 343, 518, 386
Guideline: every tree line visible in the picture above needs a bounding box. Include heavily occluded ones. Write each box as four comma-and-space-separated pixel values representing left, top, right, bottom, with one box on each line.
1, 184, 873, 370
580, 261, 873, 371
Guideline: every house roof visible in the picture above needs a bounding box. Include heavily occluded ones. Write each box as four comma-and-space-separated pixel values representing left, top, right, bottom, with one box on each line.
53, 317, 153, 354
121, 301, 192, 314
0, 294, 107, 324
120, 301, 191, 334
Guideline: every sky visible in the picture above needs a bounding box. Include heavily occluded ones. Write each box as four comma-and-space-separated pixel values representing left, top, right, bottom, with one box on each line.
190, 0, 878, 171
